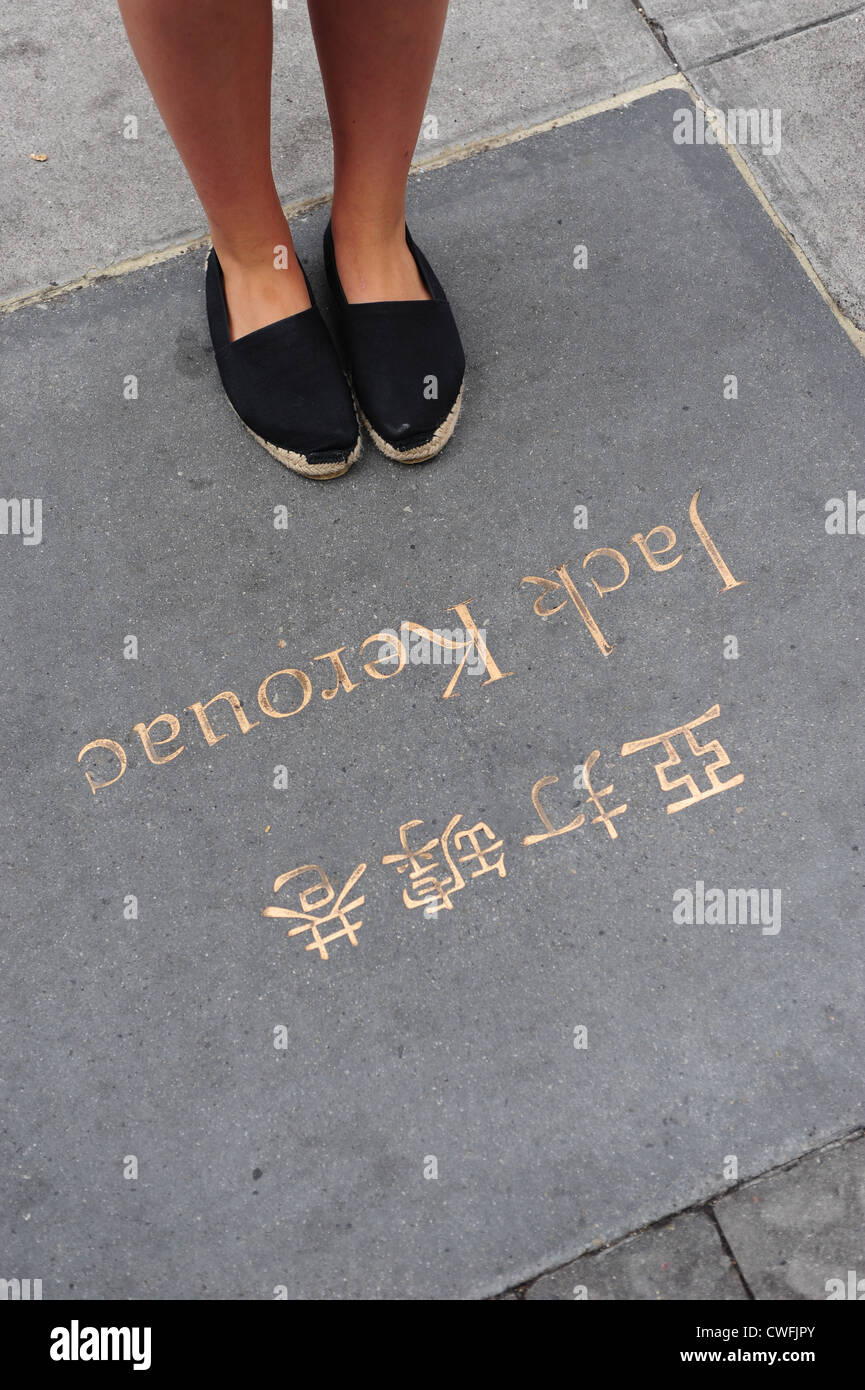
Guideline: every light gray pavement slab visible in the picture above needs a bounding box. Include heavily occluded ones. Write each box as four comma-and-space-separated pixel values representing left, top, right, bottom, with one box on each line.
714, 1136, 865, 1300
1, 90, 864, 1299
0, 0, 671, 304
525, 1211, 746, 1299
639, 1, 861, 66
689, 10, 865, 329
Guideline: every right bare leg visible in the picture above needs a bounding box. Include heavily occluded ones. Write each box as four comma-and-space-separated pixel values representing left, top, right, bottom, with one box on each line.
117, 0, 310, 340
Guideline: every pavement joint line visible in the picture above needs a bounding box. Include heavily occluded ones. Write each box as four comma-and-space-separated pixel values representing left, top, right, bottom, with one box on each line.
677, 71, 865, 363
629, 2, 681, 69
4, 64, 862, 1296
693, 1, 865, 70
399, 71, 688, 171
490, 1125, 865, 1300
4, 69, 862, 368
708, 1207, 755, 1300
629, 3, 865, 351
0, 74, 687, 319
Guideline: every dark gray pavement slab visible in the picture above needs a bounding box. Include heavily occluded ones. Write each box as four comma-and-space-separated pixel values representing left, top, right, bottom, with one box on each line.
1, 0, 670, 303
525, 1211, 746, 1299
2, 89, 864, 1300
641, 1, 860, 66
713, 1136, 865, 1300
691, 9, 865, 329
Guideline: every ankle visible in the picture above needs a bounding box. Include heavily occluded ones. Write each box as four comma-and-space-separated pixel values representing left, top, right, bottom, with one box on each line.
213, 237, 312, 340
330, 205, 406, 253
212, 225, 301, 277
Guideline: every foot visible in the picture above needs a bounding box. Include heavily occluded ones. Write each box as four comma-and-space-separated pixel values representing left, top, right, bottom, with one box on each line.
329, 220, 431, 304
214, 241, 312, 342
323, 220, 465, 465
205, 248, 362, 480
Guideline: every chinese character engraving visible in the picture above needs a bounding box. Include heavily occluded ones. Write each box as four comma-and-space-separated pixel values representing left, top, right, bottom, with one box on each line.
620, 703, 743, 814
262, 862, 366, 959
383, 815, 505, 911
523, 750, 626, 845
582, 749, 628, 838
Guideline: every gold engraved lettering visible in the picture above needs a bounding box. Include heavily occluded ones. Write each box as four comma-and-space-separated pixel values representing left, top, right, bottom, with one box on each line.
132, 713, 185, 765
314, 646, 359, 700
621, 703, 744, 814
257, 667, 313, 719
447, 599, 513, 696
186, 690, 259, 746
523, 752, 626, 844
582, 749, 627, 838
453, 821, 506, 880
402, 598, 513, 700
519, 575, 567, 618
77, 738, 128, 794
582, 546, 630, 597
263, 863, 366, 960
630, 524, 682, 572
360, 631, 407, 680
689, 490, 746, 592
523, 776, 585, 845
554, 563, 613, 656
383, 813, 506, 909
383, 816, 466, 910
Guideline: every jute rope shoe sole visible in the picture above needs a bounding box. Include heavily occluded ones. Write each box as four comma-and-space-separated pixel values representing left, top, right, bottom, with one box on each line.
246, 425, 361, 479
324, 222, 466, 467
232, 403, 362, 479
358, 383, 463, 464
206, 248, 361, 481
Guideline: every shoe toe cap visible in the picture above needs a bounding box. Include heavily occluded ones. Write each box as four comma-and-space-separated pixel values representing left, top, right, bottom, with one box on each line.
215, 312, 360, 462
351, 310, 465, 447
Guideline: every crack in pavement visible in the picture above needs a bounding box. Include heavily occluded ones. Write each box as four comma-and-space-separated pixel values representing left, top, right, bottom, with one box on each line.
634, 0, 865, 71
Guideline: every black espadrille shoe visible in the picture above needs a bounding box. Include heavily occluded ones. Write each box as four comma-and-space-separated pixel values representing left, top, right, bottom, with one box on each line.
323, 221, 465, 464
205, 249, 361, 480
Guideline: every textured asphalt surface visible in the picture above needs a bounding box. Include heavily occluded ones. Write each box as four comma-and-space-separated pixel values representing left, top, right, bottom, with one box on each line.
2, 84, 864, 1297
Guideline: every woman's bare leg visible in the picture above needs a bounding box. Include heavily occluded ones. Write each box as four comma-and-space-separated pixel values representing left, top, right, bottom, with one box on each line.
117, 0, 310, 340
306, 0, 449, 303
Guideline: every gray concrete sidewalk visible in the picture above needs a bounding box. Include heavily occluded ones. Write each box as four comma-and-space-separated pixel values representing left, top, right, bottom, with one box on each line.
2, 86, 864, 1299
516, 1130, 864, 1299
4, 0, 864, 344
1, 0, 670, 303
641, 1, 865, 332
